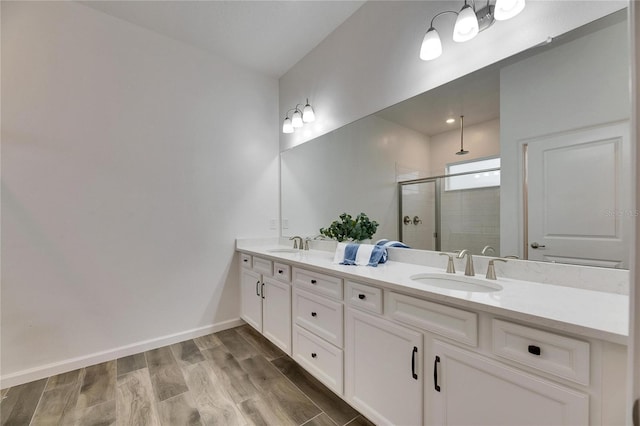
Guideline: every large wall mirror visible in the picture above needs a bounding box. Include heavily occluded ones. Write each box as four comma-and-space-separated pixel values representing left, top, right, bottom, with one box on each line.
281, 8, 631, 269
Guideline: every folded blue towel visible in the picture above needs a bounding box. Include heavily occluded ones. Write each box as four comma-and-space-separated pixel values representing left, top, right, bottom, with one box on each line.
375, 239, 411, 249
333, 243, 388, 267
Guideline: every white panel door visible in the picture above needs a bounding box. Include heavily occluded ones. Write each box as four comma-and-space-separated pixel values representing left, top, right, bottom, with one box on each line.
430, 340, 589, 426
527, 121, 631, 268
345, 309, 423, 426
262, 276, 291, 354
240, 268, 262, 331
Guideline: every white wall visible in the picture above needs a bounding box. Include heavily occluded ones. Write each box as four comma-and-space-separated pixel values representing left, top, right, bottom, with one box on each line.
281, 115, 430, 240
429, 119, 500, 176
279, 1, 626, 152
500, 15, 630, 257
1, 1, 279, 387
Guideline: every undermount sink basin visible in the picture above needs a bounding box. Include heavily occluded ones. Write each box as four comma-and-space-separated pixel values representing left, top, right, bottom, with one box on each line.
266, 248, 301, 253
410, 273, 502, 293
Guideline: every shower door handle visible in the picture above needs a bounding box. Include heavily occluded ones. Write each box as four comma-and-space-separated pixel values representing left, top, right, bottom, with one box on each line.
530, 242, 546, 249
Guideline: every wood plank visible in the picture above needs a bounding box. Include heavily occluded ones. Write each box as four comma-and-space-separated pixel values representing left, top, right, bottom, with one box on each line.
45, 369, 82, 391
182, 361, 247, 426
117, 354, 147, 377
272, 356, 359, 425
236, 325, 286, 360
0, 378, 47, 425
145, 347, 189, 402
238, 355, 283, 392
74, 399, 116, 426
31, 383, 82, 426
200, 346, 260, 404
157, 393, 202, 426
170, 340, 205, 368
193, 334, 222, 351
260, 377, 321, 425
77, 361, 116, 410
303, 413, 339, 426
116, 369, 160, 426
344, 416, 376, 426
216, 329, 260, 360
238, 396, 295, 426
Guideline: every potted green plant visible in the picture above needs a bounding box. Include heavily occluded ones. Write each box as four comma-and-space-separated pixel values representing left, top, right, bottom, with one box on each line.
319, 212, 379, 242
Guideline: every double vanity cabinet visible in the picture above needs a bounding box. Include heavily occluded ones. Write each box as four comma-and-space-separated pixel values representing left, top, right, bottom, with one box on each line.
238, 248, 627, 426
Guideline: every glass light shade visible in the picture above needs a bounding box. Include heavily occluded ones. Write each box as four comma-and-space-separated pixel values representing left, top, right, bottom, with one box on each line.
453, 4, 479, 42
282, 117, 294, 133
420, 28, 442, 60
494, 0, 525, 20
292, 110, 303, 128
302, 104, 315, 122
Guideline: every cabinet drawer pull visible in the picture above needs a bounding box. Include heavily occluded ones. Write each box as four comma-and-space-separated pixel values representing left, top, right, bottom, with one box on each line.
261, 283, 265, 299
311, 279, 317, 284
256, 281, 260, 296
358, 294, 366, 300
311, 353, 317, 358
278, 269, 283, 274
528, 345, 541, 356
411, 346, 418, 380
243, 259, 248, 263
311, 312, 317, 317
434, 355, 441, 391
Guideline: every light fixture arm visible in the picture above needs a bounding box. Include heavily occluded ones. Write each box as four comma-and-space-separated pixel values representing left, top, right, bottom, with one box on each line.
429, 10, 458, 28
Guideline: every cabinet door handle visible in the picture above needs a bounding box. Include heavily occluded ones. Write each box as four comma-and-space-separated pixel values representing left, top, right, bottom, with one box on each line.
311, 312, 317, 317
311, 279, 317, 284
256, 281, 260, 296
358, 294, 366, 300
261, 283, 265, 299
434, 355, 441, 392
311, 353, 317, 358
243, 258, 248, 263
411, 346, 418, 380
278, 269, 283, 274
528, 345, 541, 356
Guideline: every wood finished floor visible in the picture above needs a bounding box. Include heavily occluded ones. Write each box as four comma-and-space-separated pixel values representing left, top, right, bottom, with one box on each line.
1, 325, 374, 426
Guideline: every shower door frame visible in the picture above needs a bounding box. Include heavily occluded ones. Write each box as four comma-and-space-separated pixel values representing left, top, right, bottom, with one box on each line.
398, 167, 501, 251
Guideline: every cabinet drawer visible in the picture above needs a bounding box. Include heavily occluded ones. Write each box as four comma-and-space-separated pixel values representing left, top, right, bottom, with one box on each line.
492, 319, 590, 385
293, 289, 343, 348
293, 325, 343, 395
293, 268, 343, 300
346, 281, 383, 315
253, 256, 273, 276
386, 292, 477, 347
240, 253, 252, 268
273, 262, 291, 283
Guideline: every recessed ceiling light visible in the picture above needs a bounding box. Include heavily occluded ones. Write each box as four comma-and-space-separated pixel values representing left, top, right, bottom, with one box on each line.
446, 118, 455, 124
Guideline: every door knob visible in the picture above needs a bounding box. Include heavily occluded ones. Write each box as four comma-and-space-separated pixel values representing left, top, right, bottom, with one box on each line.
530, 242, 546, 249
403, 215, 411, 225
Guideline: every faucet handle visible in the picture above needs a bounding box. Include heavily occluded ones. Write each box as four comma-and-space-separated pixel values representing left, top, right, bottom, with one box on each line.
303, 238, 310, 251
486, 258, 508, 280
439, 253, 456, 274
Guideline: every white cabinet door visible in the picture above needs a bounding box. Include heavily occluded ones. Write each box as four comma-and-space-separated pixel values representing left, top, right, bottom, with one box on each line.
345, 309, 423, 426
263, 276, 291, 354
429, 340, 589, 426
240, 268, 262, 332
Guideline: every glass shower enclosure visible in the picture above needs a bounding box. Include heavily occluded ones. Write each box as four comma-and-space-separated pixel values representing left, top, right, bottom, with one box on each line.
398, 167, 500, 255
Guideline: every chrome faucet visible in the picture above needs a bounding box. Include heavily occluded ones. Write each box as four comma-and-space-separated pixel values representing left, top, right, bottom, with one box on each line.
481, 245, 496, 255
486, 258, 508, 280
289, 236, 303, 249
439, 253, 456, 274
456, 249, 474, 276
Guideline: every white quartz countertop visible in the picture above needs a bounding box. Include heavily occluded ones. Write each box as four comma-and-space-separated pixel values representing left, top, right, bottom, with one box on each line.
237, 245, 629, 345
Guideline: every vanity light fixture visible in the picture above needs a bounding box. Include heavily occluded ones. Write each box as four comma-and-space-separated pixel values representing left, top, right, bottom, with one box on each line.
420, 0, 525, 61
282, 99, 315, 133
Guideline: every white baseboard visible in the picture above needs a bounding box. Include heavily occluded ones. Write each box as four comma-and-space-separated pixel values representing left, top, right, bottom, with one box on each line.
0, 318, 245, 389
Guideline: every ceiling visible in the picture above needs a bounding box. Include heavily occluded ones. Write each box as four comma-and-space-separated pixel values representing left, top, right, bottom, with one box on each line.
375, 62, 501, 137
80, 0, 365, 78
